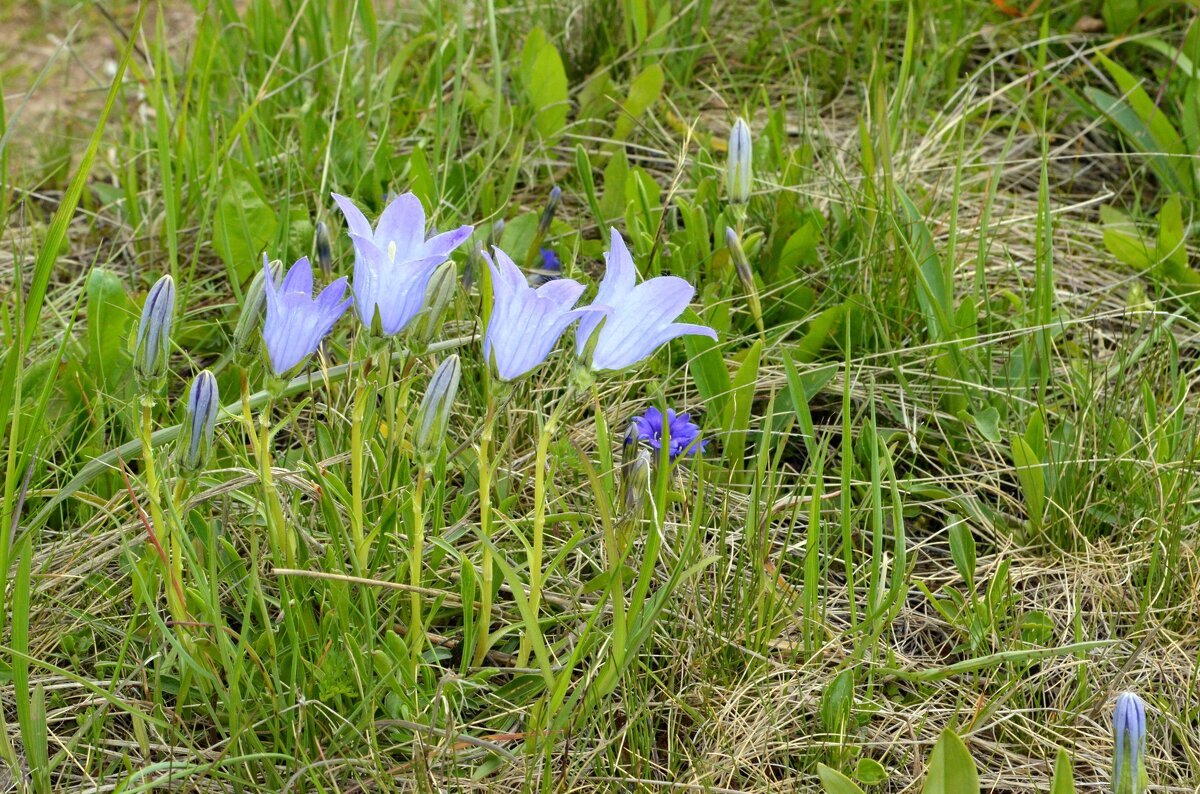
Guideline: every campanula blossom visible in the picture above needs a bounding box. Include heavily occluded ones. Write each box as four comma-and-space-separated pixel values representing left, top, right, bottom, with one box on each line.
530, 247, 562, 287
332, 192, 473, 335
262, 254, 351, 377
630, 407, 707, 460
413, 354, 461, 470
575, 228, 716, 371
133, 274, 175, 388
727, 117, 752, 204
1113, 692, 1149, 794
178, 370, 219, 477
483, 247, 600, 381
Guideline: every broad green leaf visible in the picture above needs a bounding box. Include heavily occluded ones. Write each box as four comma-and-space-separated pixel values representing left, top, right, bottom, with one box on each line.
613, 64, 664, 142
682, 317, 731, 419
1100, 205, 1155, 271
816, 764, 866, 794
85, 268, 133, 394
1050, 748, 1075, 794
1011, 436, 1046, 528
972, 406, 1001, 443
1102, 0, 1140, 34
214, 178, 277, 284
599, 148, 629, 224
1085, 85, 1192, 196
526, 41, 568, 141
794, 303, 846, 363
854, 758, 888, 785
896, 189, 953, 342
922, 730, 979, 794
1157, 195, 1186, 270
723, 339, 761, 471
948, 520, 976, 590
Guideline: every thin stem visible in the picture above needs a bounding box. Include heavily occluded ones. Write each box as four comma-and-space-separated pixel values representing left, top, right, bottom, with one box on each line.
350, 373, 370, 572
140, 398, 186, 624
409, 469, 427, 677
258, 399, 293, 567
472, 391, 497, 667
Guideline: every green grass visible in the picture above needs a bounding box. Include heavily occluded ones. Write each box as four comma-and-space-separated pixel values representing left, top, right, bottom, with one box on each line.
2, 0, 1200, 790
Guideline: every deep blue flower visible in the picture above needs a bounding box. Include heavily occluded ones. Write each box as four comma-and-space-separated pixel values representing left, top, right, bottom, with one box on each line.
630, 407, 707, 460
540, 247, 561, 273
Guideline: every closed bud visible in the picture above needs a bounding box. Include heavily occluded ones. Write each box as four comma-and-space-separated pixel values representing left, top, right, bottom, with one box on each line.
413, 355, 461, 470
413, 260, 458, 348
133, 274, 175, 391
315, 221, 333, 279
726, 228, 764, 335
538, 186, 562, 237
233, 259, 279, 363
620, 448, 652, 518
1113, 692, 1149, 794
726, 117, 752, 204
620, 421, 639, 476
178, 370, 219, 477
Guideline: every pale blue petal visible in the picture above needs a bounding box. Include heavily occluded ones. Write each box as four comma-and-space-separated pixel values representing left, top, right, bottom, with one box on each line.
375, 192, 426, 260
331, 193, 373, 240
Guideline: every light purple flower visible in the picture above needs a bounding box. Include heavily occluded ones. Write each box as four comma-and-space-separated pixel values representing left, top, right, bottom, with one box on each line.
576, 228, 716, 371
483, 247, 600, 381
262, 254, 351, 377
331, 192, 473, 335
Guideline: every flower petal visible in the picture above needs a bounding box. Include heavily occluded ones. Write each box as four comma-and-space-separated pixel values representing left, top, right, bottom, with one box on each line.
331, 192, 374, 240
375, 192, 426, 260
424, 225, 474, 258
280, 256, 314, 298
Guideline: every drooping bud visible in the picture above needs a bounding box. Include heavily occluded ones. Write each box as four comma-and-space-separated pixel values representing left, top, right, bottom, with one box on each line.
538, 186, 562, 237
314, 221, 333, 279
726, 228, 763, 335
413, 260, 458, 348
233, 259, 280, 363
178, 370, 219, 478
726, 117, 752, 205
1113, 692, 1149, 794
413, 355, 461, 471
133, 274, 175, 391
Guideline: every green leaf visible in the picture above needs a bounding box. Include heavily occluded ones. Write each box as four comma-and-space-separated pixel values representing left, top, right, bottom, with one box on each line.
613, 64, 664, 142
682, 317, 731, 419
816, 764, 867, 794
523, 35, 569, 142
1100, 205, 1155, 270
85, 268, 133, 394
972, 406, 1001, 443
948, 521, 976, 590
1011, 435, 1046, 528
921, 730, 979, 794
214, 178, 278, 284
1050, 748, 1075, 794
1157, 194, 1187, 270
1085, 82, 1192, 196
723, 339, 761, 471
794, 303, 846, 363
853, 758, 888, 785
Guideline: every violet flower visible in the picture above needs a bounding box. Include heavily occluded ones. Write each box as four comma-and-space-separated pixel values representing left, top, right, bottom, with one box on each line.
262, 254, 351, 377
331, 192, 473, 335
576, 228, 716, 371
483, 247, 600, 381
630, 407, 707, 460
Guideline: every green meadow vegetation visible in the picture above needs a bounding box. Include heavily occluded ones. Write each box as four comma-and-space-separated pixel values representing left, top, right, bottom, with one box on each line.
1, 0, 1198, 790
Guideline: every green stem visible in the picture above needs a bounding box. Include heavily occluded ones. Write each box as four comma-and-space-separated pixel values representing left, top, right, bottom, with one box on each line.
409, 469, 427, 677
140, 398, 186, 625
472, 392, 497, 667
258, 400, 293, 567
350, 375, 370, 572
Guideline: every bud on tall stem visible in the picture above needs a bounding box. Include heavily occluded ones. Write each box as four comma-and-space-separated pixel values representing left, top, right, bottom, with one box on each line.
413, 260, 458, 349
133, 275, 175, 393
233, 261, 279, 364
726, 228, 764, 336
1113, 692, 1149, 794
314, 221, 333, 279
178, 370, 219, 478
726, 117, 752, 205
413, 355, 461, 471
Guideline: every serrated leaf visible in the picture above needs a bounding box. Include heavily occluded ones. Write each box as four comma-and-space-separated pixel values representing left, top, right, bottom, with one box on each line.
921, 730, 979, 794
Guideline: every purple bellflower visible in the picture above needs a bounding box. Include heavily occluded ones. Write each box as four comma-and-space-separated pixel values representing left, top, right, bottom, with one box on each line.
262, 254, 351, 377
630, 407, 707, 460
332, 192, 473, 335
484, 247, 601, 381
1113, 691, 1148, 793
576, 228, 716, 371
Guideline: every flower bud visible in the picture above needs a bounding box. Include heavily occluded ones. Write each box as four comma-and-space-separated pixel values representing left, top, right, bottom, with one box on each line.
178, 370, 219, 477
538, 186, 562, 237
726, 117, 752, 204
413, 260, 458, 347
413, 355, 461, 470
1113, 692, 1149, 794
233, 259, 279, 363
620, 448, 651, 518
726, 228, 763, 335
133, 274, 175, 391
315, 221, 333, 279
620, 421, 639, 475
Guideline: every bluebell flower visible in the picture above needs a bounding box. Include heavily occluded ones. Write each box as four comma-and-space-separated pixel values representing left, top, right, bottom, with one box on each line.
178, 370, 219, 477
630, 407, 707, 460
483, 247, 601, 381
332, 192, 473, 335
528, 246, 562, 287
576, 228, 716, 371
133, 274, 175, 388
1113, 691, 1149, 794
262, 254, 351, 377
